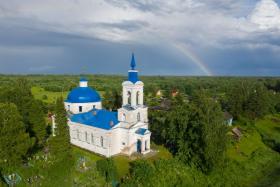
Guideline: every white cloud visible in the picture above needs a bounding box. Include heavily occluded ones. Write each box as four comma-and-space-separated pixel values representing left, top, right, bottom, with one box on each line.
249, 0, 280, 30
0, 0, 279, 49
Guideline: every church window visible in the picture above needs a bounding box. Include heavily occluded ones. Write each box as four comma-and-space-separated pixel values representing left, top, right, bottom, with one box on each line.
122, 142, 125, 145
91, 134, 94, 144
136, 91, 140, 105
67, 105, 70, 111
77, 130, 80, 140
145, 140, 148, 150
79, 106, 83, 112
100, 136, 104, 147
72, 130, 76, 139
128, 91, 131, 105
137, 112, 140, 122
93, 105, 95, 109
122, 113, 126, 121
85, 132, 88, 143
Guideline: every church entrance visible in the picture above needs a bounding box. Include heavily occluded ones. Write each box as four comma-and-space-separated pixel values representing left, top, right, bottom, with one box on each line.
137, 140, 141, 153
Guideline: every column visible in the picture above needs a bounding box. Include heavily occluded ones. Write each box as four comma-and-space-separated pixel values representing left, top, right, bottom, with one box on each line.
131, 90, 137, 106
141, 139, 145, 153
123, 88, 127, 105
139, 91, 144, 105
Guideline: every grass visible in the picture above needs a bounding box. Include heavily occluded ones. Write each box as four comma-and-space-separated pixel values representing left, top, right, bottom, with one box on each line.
255, 114, 280, 145
31, 86, 68, 103
227, 126, 267, 162
31, 86, 105, 104
72, 146, 103, 162
225, 117, 280, 186
149, 144, 173, 161
70, 144, 172, 180
113, 156, 131, 179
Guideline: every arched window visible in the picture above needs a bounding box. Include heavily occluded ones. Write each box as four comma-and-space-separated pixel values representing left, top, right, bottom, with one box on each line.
100, 136, 104, 147
91, 134, 94, 144
79, 106, 83, 112
77, 130, 80, 140
127, 91, 131, 105
136, 91, 140, 105
122, 113, 126, 121
137, 112, 140, 122
85, 132, 88, 143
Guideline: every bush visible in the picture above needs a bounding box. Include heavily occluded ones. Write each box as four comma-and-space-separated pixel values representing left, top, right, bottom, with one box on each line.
96, 158, 118, 183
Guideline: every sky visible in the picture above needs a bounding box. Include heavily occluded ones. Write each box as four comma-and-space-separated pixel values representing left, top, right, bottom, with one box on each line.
0, 0, 280, 76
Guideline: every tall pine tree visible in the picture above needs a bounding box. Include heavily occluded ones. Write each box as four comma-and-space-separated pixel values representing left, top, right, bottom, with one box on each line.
29, 100, 47, 147
192, 92, 227, 172
0, 103, 33, 173
49, 97, 71, 159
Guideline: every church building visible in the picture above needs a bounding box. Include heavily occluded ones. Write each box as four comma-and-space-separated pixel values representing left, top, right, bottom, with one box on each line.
64, 54, 151, 157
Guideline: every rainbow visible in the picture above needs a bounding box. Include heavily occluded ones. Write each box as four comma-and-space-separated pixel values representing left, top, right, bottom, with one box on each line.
173, 42, 213, 76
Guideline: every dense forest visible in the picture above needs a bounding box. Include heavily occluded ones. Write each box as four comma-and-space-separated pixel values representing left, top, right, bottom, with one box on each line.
0, 75, 280, 186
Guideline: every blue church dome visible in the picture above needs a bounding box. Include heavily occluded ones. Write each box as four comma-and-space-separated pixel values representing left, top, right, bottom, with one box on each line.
66, 87, 101, 103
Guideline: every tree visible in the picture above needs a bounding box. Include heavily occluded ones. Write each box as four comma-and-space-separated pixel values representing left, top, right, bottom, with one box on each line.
227, 81, 251, 119
228, 81, 271, 120
165, 102, 191, 154
0, 103, 33, 173
0, 79, 33, 126
49, 97, 71, 159
111, 89, 122, 110
246, 83, 270, 119
103, 90, 113, 110
29, 100, 47, 147
96, 158, 118, 184
191, 92, 227, 172
129, 159, 154, 185
103, 89, 122, 111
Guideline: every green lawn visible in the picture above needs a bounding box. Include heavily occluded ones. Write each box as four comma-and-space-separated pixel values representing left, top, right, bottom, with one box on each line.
227, 127, 267, 162
31, 86, 68, 103
256, 114, 280, 145
71, 144, 172, 180
224, 117, 280, 186
31, 86, 105, 104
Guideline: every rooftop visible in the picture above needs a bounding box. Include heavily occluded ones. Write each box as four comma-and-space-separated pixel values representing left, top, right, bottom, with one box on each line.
70, 109, 119, 130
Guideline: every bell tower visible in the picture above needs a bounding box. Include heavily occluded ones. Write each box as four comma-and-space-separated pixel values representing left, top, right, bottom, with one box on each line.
118, 53, 148, 124
122, 53, 144, 107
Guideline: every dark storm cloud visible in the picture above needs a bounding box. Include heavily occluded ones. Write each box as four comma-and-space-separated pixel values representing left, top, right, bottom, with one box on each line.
0, 0, 280, 75
0, 20, 199, 75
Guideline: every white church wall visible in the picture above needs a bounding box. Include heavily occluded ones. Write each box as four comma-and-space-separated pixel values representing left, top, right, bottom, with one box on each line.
110, 127, 125, 155
65, 101, 102, 114
118, 107, 148, 124
68, 121, 111, 157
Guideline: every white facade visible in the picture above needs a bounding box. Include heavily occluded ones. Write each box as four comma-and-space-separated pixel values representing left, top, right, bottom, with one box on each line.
64, 101, 102, 114
65, 57, 151, 157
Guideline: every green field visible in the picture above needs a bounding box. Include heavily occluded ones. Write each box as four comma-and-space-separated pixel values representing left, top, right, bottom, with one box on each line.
31, 87, 68, 103
256, 114, 280, 148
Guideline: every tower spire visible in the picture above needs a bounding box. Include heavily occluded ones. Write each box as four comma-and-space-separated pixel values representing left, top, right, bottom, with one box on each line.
130, 53, 136, 70
128, 53, 139, 83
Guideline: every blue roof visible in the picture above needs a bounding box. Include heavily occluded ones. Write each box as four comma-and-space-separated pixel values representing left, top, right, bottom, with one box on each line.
70, 109, 119, 130
128, 53, 139, 83
128, 71, 139, 84
66, 87, 101, 103
130, 53, 136, 70
135, 128, 148, 135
